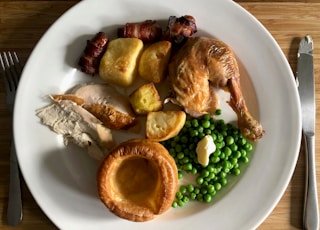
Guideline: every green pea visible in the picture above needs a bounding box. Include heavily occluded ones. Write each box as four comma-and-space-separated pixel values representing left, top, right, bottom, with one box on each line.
204, 129, 212, 135
202, 181, 209, 187
191, 167, 198, 175
197, 126, 204, 133
169, 148, 176, 157
178, 200, 185, 207
230, 158, 238, 165
180, 186, 187, 194
202, 120, 211, 129
245, 143, 253, 152
192, 119, 199, 127
204, 194, 212, 203
214, 182, 222, 191
220, 177, 228, 186
217, 133, 224, 142
196, 176, 204, 185
226, 136, 234, 145
232, 168, 241, 176
170, 141, 176, 148
233, 150, 242, 159
187, 184, 195, 192
240, 149, 247, 157
223, 146, 232, 156
177, 152, 184, 160
213, 167, 221, 174
194, 187, 200, 194
183, 163, 193, 171
210, 156, 220, 163
215, 142, 224, 149
241, 156, 249, 163
182, 157, 190, 164
213, 149, 221, 157
185, 120, 191, 128
238, 137, 246, 146
230, 143, 238, 152
190, 129, 199, 137
208, 172, 215, 180
200, 187, 208, 195
181, 136, 189, 143
172, 201, 178, 208
201, 170, 210, 178
207, 164, 215, 172
203, 114, 211, 121
215, 109, 222, 115
173, 135, 180, 142
183, 196, 189, 203
188, 143, 196, 150
219, 171, 227, 178
176, 192, 183, 199
207, 184, 215, 194
196, 194, 203, 202
190, 193, 197, 200
210, 190, 217, 196
175, 144, 182, 152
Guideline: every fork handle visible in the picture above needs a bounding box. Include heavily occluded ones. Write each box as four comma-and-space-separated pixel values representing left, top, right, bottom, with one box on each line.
303, 133, 319, 230
7, 140, 23, 226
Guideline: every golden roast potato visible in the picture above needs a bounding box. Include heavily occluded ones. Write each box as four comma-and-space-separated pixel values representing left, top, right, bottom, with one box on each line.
129, 83, 162, 115
99, 38, 144, 87
146, 110, 186, 141
138, 41, 172, 83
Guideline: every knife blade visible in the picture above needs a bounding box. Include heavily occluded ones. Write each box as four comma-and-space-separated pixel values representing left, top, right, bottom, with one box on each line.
297, 35, 319, 230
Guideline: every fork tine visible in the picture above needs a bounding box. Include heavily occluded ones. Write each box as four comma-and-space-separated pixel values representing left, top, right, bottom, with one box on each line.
8, 52, 21, 88
0, 51, 22, 92
0, 52, 13, 93
7, 52, 21, 88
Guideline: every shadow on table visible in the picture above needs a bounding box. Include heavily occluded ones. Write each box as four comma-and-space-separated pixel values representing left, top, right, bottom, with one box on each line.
288, 37, 305, 229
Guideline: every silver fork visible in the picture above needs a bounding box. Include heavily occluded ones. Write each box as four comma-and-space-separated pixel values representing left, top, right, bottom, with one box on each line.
0, 52, 23, 226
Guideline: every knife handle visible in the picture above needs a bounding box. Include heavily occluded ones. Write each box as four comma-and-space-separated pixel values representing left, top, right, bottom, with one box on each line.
303, 134, 319, 230
7, 140, 23, 226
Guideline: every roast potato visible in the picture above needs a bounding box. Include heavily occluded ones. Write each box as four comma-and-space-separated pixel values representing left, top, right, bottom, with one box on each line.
138, 41, 172, 83
129, 83, 162, 115
99, 38, 144, 87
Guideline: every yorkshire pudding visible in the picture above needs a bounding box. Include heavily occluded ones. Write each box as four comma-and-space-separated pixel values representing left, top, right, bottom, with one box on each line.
97, 139, 178, 222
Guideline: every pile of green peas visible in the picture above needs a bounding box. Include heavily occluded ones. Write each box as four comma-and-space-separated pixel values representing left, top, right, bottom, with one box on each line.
161, 111, 253, 207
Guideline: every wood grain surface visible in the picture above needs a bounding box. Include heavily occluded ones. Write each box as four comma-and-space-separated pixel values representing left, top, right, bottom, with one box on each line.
0, 1, 319, 229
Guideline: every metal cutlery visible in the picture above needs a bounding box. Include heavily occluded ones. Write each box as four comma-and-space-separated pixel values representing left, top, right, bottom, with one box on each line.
296, 36, 319, 230
0, 51, 23, 226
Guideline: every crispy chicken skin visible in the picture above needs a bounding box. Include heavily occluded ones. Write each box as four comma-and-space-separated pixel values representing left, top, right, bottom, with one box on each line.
168, 37, 264, 141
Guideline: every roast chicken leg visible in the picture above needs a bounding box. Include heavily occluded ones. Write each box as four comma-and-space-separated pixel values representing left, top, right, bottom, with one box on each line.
168, 37, 264, 141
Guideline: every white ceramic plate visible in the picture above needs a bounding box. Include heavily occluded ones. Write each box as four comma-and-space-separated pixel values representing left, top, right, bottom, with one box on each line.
14, 0, 301, 229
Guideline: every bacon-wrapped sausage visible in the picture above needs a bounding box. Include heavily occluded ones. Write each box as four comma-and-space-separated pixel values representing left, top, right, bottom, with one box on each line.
78, 32, 108, 75
118, 20, 162, 43
162, 15, 197, 44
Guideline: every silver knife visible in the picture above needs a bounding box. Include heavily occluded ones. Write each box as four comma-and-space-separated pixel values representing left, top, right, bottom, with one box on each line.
297, 35, 319, 230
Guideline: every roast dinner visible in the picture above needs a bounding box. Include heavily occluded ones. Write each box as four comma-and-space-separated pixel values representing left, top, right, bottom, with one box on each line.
36, 15, 264, 222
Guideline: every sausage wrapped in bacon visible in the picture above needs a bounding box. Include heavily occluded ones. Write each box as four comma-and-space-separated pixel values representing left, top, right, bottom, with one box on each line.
78, 32, 109, 75
118, 20, 162, 43
162, 15, 197, 44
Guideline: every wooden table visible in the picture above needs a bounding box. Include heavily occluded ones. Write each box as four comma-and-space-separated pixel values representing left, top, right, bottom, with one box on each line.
0, 0, 319, 229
